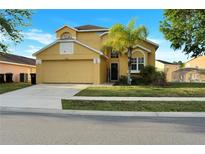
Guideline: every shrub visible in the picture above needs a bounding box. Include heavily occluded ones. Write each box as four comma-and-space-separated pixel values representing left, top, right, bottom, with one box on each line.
140, 65, 167, 86
139, 65, 156, 85
152, 71, 167, 86
115, 65, 167, 86
131, 75, 144, 85
118, 75, 128, 85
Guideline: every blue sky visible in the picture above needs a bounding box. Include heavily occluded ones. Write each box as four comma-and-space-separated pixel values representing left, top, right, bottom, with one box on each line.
10, 9, 189, 62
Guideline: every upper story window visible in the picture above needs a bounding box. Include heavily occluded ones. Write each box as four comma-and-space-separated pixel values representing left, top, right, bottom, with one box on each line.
111, 51, 119, 58
59, 42, 74, 54
131, 57, 144, 72
61, 32, 72, 40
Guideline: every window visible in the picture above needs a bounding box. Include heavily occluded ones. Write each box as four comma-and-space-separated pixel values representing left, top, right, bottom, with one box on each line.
60, 42, 73, 54
61, 32, 72, 40
111, 51, 119, 58
131, 57, 144, 72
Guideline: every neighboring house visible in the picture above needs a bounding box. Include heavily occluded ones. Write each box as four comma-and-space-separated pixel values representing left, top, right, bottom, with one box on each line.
33, 25, 158, 84
172, 56, 205, 82
185, 56, 205, 69
172, 68, 205, 82
0, 52, 36, 82
156, 60, 180, 82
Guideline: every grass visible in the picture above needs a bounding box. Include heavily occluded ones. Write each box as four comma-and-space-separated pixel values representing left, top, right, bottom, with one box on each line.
62, 100, 205, 112
76, 82, 205, 97
0, 83, 31, 94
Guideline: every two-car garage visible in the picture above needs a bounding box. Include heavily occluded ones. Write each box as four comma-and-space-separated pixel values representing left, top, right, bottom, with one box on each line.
42, 60, 94, 84
33, 39, 108, 84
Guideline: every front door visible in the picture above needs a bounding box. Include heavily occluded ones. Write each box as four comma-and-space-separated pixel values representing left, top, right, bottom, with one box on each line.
110, 63, 118, 81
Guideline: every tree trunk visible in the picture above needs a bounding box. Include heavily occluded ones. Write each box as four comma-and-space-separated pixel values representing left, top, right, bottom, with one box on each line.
127, 48, 132, 85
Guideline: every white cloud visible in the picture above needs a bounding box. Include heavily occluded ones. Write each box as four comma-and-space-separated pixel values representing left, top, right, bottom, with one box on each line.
26, 45, 42, 53
148, 37, 191, 62
156, 50, 190, 63
22, 29, 55, 45
148, 38, 166, 44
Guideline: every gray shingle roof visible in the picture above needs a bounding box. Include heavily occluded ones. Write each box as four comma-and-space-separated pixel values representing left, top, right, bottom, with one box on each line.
0, 52, 35, 66
75, 25, 108, 30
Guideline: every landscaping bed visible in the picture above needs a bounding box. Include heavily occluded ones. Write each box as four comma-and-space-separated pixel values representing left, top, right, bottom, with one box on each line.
0, 83, 31, 94
75, 83, 205, 97
62, 100, 205, 112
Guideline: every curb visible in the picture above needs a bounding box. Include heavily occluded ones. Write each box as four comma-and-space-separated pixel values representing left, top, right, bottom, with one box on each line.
1, 107, 205, 117
65, 96, 205, 101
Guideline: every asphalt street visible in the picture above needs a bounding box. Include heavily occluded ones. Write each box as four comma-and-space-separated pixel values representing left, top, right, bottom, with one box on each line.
1, 111, 205, 144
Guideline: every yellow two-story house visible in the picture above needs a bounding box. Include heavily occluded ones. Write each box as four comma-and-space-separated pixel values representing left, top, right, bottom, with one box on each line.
33, 25, 158, 84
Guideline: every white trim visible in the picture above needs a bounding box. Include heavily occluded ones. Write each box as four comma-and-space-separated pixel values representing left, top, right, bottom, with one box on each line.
134, 45, 152, 52
0, 60, 36, 68
56, 25, 109, 32
145, 39, 159, 47
131, 70, 140, 73
32, 40, 58, 56
56, 25, 78, 32
99, 31, 109, 37
32, 39, 108, 59
130, 51, 146, 73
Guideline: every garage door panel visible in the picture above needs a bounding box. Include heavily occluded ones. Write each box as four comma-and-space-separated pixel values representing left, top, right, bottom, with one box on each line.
42, 60, 94, 83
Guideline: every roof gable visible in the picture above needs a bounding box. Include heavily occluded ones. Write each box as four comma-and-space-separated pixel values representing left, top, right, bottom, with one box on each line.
32, 40, 108, 59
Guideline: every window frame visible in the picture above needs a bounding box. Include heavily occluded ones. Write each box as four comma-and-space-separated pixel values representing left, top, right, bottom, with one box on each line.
131, 57, 145, 73
110, 51, 119, 58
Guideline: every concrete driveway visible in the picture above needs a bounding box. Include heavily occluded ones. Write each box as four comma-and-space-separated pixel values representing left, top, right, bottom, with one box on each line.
0, 84, 88, 109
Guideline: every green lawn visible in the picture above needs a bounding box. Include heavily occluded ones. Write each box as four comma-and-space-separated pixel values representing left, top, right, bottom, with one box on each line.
76, 83, 205, 97
62, 100, 205, 112
0, 83, 31, 94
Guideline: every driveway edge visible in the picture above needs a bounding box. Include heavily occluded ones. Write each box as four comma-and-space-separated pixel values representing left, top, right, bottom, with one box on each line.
1, 107, 205, 117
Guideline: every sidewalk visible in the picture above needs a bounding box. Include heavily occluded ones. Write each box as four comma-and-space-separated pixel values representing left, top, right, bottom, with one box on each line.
64, 96, 205, 101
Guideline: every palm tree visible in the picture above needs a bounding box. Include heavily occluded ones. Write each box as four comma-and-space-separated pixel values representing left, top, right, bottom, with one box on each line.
103, 19, 148, 85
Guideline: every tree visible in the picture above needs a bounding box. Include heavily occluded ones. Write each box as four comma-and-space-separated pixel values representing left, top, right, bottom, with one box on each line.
160, 9, 205, 58
103, 19, 148, 85
173, 60, 184, 68
0, 9, 32, 52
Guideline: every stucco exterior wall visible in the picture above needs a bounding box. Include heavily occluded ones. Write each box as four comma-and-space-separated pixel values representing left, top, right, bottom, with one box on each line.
56, 27, 77, 39
77, 32, 104, 51
100, 57, 108, 83
0, 62, 36, 82
173, 70, 205, 82
185, 56, 205, 69
35, 26, 158, 84
36, 41, 103, 84
155, 61, 165, 72
156, 61, 180, 82
164, 64, 180, 82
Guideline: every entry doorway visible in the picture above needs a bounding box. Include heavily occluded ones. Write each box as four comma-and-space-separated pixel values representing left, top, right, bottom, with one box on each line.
110, 63, 118, 81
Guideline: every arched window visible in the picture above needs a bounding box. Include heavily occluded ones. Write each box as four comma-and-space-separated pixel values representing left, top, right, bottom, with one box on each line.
60, 32, 72, 40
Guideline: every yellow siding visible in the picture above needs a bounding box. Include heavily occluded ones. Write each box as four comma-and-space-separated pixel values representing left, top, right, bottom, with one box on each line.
56, 26, 77, 39
156, 61, 180, 82
35, 26, 158, 84
77, 32, 103, 50
36, 41, 103, 84
164, 64, 180, 82
156, 61, 165, 71
185, 56, 205, 69
100, 57, 108, 83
